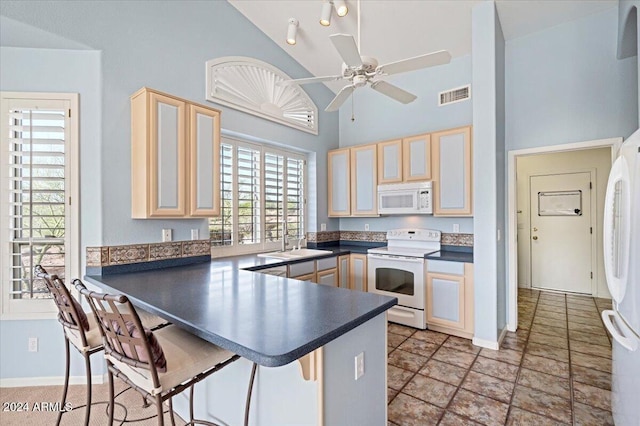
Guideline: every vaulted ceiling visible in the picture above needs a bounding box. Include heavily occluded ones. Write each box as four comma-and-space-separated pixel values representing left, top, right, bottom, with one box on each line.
229, 0, 618, 93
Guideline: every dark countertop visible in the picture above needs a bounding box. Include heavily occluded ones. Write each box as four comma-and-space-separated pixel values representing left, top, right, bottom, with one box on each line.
85, 261, 397, 368
425, 250, 474, 263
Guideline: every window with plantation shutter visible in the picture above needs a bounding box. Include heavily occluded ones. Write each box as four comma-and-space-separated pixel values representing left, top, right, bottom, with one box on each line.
1, 92, 79, 318
210, 137, 306, 256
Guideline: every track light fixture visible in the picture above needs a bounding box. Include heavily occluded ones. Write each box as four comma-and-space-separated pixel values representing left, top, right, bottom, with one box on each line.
286, 18, 299, 45
333, 0, 348, 17
320, 1, 332, 26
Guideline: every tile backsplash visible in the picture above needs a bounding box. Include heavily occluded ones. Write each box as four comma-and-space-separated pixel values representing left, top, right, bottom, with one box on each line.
87, 239, 211, 268
307, 231, 473, 247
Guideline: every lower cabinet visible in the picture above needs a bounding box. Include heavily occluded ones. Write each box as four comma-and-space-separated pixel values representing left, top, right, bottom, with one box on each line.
289, 260, 317, 283
349, 254, 368, 292
317, 268, 338, 286
338, 255, 350, 289
426, 261, 474, 339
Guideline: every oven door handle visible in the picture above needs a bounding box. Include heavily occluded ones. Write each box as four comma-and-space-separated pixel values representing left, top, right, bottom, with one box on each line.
367, 254, 425, 263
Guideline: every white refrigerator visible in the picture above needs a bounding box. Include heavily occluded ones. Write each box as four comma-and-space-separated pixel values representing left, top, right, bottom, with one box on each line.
602, 129, 640, 425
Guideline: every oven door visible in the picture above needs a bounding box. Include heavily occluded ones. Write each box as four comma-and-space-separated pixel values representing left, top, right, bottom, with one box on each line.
367, 254, 425, 309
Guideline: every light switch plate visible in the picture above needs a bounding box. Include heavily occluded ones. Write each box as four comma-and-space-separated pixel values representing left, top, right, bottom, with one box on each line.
191, 229, 199, 240
320, 223, 326, 231
162, 229, 172, 242
453, 223, 460, 233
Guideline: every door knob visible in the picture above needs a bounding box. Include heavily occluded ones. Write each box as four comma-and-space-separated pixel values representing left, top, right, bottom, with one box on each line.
532, 236, 538, 240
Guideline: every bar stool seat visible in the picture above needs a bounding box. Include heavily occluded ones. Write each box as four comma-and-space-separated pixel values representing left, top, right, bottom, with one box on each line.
64, 313, 103, 352
108, 324, 235, 396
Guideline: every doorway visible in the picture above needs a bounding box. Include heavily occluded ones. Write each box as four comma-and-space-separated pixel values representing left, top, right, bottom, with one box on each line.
507, 138, 621, 332
529, 171, 593, 294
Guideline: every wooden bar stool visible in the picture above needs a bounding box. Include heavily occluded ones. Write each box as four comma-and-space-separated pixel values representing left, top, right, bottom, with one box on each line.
75, 279, 241, 426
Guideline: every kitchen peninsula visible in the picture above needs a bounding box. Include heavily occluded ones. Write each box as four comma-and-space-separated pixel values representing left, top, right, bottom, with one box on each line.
85, 256, 396, 425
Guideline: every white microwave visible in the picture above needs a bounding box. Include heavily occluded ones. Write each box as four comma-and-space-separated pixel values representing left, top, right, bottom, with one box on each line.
378, 182, 433, 215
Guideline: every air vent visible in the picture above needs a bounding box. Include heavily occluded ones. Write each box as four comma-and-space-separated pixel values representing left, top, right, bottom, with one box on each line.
438, 84, 471, 106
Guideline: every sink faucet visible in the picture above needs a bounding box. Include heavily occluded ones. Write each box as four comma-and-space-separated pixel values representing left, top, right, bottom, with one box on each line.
281, 219, 288, 252
297, 236, 305, 251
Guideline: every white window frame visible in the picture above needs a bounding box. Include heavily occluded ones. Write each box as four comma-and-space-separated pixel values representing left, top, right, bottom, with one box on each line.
210, 136, 307, 257
0, 92, 79, 319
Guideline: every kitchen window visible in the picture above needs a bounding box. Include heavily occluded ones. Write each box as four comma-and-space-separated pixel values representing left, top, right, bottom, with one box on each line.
0, 92, 79, 318
209, 137, 306, 255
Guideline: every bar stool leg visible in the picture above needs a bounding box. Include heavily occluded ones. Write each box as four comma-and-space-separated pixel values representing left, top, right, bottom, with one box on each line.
56, 337, 71, 426
155, 394, 165, 426
82, 352, 92, 425
107, 369, 115, 426
169, 397, 176, 426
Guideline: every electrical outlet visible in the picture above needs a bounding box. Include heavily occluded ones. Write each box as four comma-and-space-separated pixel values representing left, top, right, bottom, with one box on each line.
162, 229, 172, 242
355, 352, 364, 380
320, 223, 326, 232
191, 229, 199, 240
28, 337, 38, 352
453, 223, 460, 233
364, 224, 370, 231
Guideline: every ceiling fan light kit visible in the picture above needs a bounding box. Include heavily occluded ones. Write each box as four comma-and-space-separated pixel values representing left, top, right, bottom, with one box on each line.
286, 18, 298, 45
320, 1, 332, 26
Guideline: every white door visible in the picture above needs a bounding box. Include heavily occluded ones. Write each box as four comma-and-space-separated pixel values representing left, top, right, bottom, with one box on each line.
530, 172, 593, 294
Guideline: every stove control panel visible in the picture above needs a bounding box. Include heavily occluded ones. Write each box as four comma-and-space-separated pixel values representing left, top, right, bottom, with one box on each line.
386, 229, 441, 241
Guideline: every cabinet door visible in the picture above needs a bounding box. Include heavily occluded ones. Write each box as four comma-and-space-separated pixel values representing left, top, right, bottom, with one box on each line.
328, 149, 351, 216
292, 272, 316, 283
432, 126, 472, 216
426, 272, 465, 330
377, 139, 403, 184
349, 254, 368, 292
350, 145, 378, 216
338, 255, 350, 289
188, 104, 220, 217
148, 92, 187, 217
317, 269, 338, 286
403, 133, 431, 181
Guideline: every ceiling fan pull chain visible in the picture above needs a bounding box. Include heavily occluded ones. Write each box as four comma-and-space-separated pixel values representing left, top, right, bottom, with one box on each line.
351, 93, 355, 122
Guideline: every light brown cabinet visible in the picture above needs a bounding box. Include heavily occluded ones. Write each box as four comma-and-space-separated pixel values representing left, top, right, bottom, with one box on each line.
328, 145, 378, 217
426, 261, 474, 339
338, 255, 350, 289
131, 87, 220, 218
377, 134, 432, 185
349, 253, 368, 292
432, 126, 472, 216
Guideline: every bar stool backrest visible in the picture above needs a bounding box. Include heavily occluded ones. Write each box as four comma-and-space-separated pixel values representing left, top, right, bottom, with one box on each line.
34, 265, 90, 349
76, 283, 163, 390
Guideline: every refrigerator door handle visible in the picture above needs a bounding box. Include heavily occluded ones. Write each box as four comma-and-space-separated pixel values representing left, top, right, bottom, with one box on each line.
603, 156, 631, 303
602, 310, 639, 351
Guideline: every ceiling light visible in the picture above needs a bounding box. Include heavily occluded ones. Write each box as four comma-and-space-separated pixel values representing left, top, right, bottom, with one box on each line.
286, 18, 299, 45
320, 1, 332, 26
333, 0, 348, 17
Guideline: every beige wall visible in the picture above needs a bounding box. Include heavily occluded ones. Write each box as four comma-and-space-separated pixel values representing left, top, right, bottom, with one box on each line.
516, 147, 612, 298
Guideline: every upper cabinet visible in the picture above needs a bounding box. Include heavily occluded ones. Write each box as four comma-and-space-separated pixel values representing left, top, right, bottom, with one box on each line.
377, 139, 403, 184
328, 125, 472, 218
131, 88, 220, 219
350, 144, 378, 216
403, 133, 431, 182
432, 126, 473, 216
328, 148, 351, 217
377, 133, 431, 184
328, 145, 378, 217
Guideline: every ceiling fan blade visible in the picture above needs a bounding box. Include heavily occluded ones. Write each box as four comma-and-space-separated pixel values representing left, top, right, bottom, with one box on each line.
370, 81, 417, 104
377, 50, 451, 76
330, 34, 363, 68
280, 75, 343, 86
325, 85, 356, 112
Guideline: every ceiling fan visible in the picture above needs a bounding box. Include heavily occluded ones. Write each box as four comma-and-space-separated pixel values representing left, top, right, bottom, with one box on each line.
283, 33, 452, 112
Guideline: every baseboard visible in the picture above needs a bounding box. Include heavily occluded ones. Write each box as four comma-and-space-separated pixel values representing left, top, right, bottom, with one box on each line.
474, 326, 509, 350
0, 374, 105, 388
472, 336, 499, 350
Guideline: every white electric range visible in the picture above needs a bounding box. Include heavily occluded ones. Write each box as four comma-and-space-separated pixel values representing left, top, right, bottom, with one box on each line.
367, 229, 441, 329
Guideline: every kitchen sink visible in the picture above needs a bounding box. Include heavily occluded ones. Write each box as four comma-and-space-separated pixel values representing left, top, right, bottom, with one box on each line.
257, 249, 333, 260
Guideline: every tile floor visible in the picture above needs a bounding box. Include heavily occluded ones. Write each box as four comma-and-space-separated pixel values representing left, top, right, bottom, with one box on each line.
387, 288, 614, 426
